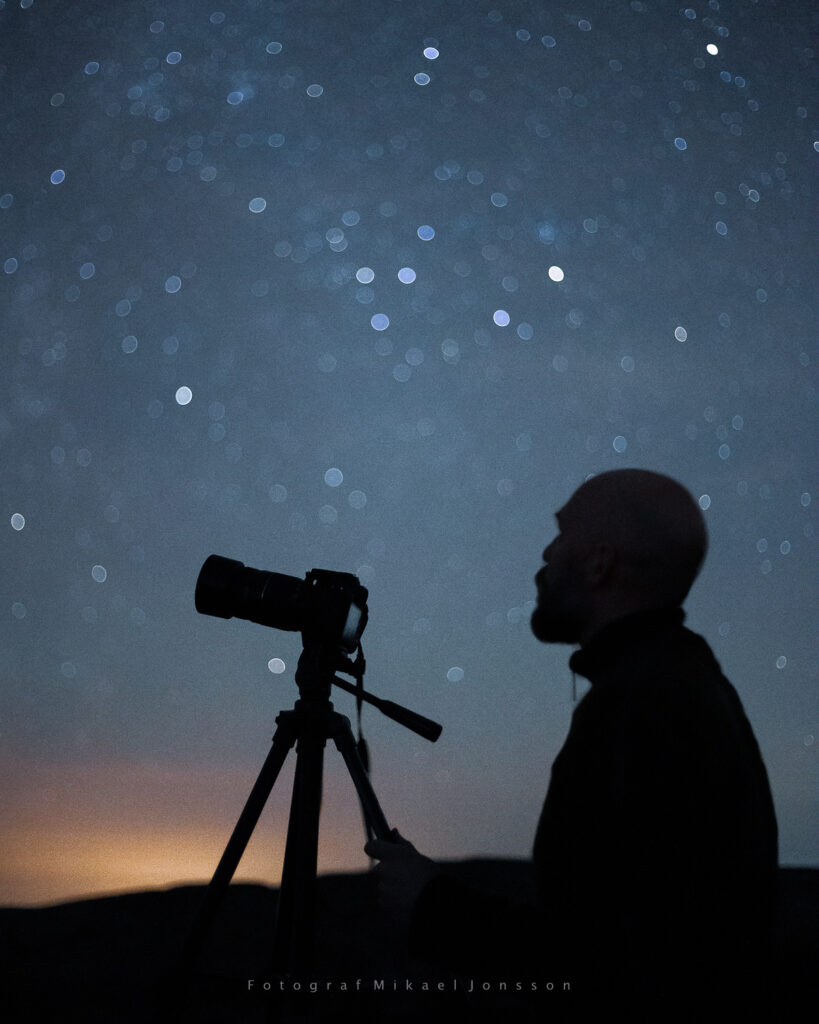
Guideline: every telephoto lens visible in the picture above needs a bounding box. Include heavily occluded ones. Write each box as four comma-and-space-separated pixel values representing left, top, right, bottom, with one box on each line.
195, 555, 368, 651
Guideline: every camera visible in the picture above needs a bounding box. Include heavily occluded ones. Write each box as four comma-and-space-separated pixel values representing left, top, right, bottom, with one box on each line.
195, 555, 368, 652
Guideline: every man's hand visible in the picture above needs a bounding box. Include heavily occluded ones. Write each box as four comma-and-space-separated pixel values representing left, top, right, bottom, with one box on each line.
365, 829, 441, 930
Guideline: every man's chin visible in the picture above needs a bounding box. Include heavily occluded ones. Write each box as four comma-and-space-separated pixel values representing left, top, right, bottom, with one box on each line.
530, 607, 577, 645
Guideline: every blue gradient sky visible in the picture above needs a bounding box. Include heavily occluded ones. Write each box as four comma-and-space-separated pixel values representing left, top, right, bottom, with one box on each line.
1, 0, 816, 905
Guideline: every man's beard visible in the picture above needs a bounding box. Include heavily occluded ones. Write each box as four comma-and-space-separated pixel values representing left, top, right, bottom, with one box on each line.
530, 590, 583, 645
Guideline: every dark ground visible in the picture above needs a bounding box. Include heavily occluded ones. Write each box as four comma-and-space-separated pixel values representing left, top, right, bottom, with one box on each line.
2, 861, 816, 1023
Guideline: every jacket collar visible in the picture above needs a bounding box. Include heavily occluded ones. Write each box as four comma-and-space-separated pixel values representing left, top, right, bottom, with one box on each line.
568, 607, 686, 684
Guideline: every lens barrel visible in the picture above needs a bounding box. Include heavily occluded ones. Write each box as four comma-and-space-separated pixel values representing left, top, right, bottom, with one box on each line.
195, 555, 367, 651
195, 555, 306, 631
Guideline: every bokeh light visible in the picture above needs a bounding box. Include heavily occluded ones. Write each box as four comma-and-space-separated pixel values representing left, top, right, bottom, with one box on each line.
0, 1, 814, 911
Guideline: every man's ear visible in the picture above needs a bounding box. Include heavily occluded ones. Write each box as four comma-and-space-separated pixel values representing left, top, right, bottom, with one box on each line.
587, 543, 616, 586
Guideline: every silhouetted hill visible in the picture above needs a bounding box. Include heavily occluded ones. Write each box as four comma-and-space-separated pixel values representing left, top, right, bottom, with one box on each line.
1, 861, 815, 1023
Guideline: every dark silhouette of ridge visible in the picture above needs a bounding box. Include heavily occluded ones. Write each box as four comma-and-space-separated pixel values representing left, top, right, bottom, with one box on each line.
1, 861, 815, 1023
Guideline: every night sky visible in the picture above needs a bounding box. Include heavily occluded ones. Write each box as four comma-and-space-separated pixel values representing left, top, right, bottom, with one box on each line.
1, 0, 815, 906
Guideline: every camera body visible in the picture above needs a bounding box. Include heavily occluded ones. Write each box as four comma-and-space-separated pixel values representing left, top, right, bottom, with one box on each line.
195, 555, 368, 652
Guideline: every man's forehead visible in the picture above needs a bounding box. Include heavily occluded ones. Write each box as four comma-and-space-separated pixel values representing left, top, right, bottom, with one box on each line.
556, 486, 598, 524
554, 503, 573, 527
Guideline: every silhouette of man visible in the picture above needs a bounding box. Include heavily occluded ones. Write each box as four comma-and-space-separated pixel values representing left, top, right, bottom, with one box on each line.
366, 469, 778, 1020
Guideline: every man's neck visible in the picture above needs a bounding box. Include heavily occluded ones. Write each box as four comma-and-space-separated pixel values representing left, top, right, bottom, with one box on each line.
579, 601, 682, 647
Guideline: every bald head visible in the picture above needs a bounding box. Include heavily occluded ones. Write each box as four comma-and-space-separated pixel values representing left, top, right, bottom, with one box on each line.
532, 469, 708, 645
564, 469, 708, 607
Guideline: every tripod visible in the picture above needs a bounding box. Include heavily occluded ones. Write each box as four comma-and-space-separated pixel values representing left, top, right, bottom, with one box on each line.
180, 640, 440, 978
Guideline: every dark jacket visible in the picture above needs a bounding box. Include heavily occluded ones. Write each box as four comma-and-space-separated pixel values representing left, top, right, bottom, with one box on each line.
410, 609, 778, 1019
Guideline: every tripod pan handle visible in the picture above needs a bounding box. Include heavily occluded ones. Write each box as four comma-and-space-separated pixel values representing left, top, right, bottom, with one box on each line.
376, 699, 443, 742
331, 675, 443, 742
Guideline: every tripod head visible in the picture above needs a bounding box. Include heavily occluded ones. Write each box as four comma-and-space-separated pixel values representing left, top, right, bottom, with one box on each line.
195, 553, 442, 743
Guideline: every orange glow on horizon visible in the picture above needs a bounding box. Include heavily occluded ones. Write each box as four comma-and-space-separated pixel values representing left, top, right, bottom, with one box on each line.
0, 754, 374, 907
0, 823, 285, 906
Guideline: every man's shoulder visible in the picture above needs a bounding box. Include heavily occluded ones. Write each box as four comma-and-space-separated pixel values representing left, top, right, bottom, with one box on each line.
574, 617, 722, 689
631, 622, 723, 685
622, 624, 735, 702
621, 628, 761, 762
578, 620, 743, 727
567, 610, 755, 739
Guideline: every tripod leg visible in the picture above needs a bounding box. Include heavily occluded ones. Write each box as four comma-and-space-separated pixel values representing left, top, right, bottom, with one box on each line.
332, 717, 392, 840
180, 718, 297, 968
273, 729, 326, 976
